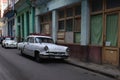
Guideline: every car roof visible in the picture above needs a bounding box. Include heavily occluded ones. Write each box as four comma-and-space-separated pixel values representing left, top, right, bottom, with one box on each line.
28, 35, 52, 38
4, 36, 14, 38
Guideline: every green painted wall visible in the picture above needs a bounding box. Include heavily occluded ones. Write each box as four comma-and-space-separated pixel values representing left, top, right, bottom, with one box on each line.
15, 3, 35, 41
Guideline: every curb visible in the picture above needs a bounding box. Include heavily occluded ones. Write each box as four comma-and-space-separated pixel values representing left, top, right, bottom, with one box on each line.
65, 60, 120, 79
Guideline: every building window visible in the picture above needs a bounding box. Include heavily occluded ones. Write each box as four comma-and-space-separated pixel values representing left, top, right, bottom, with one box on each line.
58, 4, 81, 44
91, 0, 103, 12
74, 17, 81, 43
74, 32, 80, 43
66, 8, 73, 17
90, 14, 103, 46
90, 0, 120, 47
75, 5, 81, 16
40, 13, 52, 35
58, 20, 65, 31
74, 18, 81, 32
58, 10, 65, 19
106, 0, 120, 9
90, 0, 103, 46
41, 24, 50, 34
66, 19, 73, 31
44, 15, 49, 22
106, 13, 118, 46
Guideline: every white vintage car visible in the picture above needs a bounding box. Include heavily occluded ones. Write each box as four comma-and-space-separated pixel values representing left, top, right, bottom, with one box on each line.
18, 35, 69, 62
2, 37, 17, 48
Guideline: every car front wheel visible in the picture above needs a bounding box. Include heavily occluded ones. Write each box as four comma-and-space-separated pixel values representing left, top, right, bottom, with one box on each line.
35, 53, 40, 63
4, 45, 7, 48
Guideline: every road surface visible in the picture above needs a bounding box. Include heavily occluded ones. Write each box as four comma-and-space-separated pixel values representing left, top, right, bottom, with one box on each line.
0, 46, 115, 80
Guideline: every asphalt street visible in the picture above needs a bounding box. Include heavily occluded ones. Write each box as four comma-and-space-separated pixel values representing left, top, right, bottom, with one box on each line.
0, 45, 116, 80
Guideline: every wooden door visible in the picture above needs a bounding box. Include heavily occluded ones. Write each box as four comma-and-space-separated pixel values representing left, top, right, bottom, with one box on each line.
103, 13, 119, 66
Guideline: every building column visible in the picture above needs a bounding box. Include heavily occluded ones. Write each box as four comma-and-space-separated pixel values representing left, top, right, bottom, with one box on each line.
52, 10, 58, 43
81, 0, 90, 45
24, 12, 27, 38
29, 7, 35, 33
29, 7, 34, 33
35, 15, 40, 33
14, 15, 17, 41
35, 8, 40, 33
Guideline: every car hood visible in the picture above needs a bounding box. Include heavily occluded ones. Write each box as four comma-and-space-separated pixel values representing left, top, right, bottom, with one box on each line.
41, 43, 68, 52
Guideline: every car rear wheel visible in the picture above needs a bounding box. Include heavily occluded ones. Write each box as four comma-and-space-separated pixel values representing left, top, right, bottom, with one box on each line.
21, 49, 24, 56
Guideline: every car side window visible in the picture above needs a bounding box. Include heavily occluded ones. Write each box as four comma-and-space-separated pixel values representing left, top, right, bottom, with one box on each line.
26, 38, 29, 42
29, 37, 34, 43
24, 39, 27, 42
35, 38, 39, 43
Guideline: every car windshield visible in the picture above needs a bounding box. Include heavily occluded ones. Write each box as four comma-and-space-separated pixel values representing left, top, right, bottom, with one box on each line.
5, 38, 11, 40
5, 37, 14, 40
35, 37, 54, 43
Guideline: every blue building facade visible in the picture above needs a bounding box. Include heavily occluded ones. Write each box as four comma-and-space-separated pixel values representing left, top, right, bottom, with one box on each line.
3, 9, 15, 37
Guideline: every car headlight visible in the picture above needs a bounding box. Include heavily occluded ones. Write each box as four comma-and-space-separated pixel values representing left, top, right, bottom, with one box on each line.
44, 46, 49, 51
66, 48, 70, 52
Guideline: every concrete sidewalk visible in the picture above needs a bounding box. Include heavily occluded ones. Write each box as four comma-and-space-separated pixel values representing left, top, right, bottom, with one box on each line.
66, 58, 120, 80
